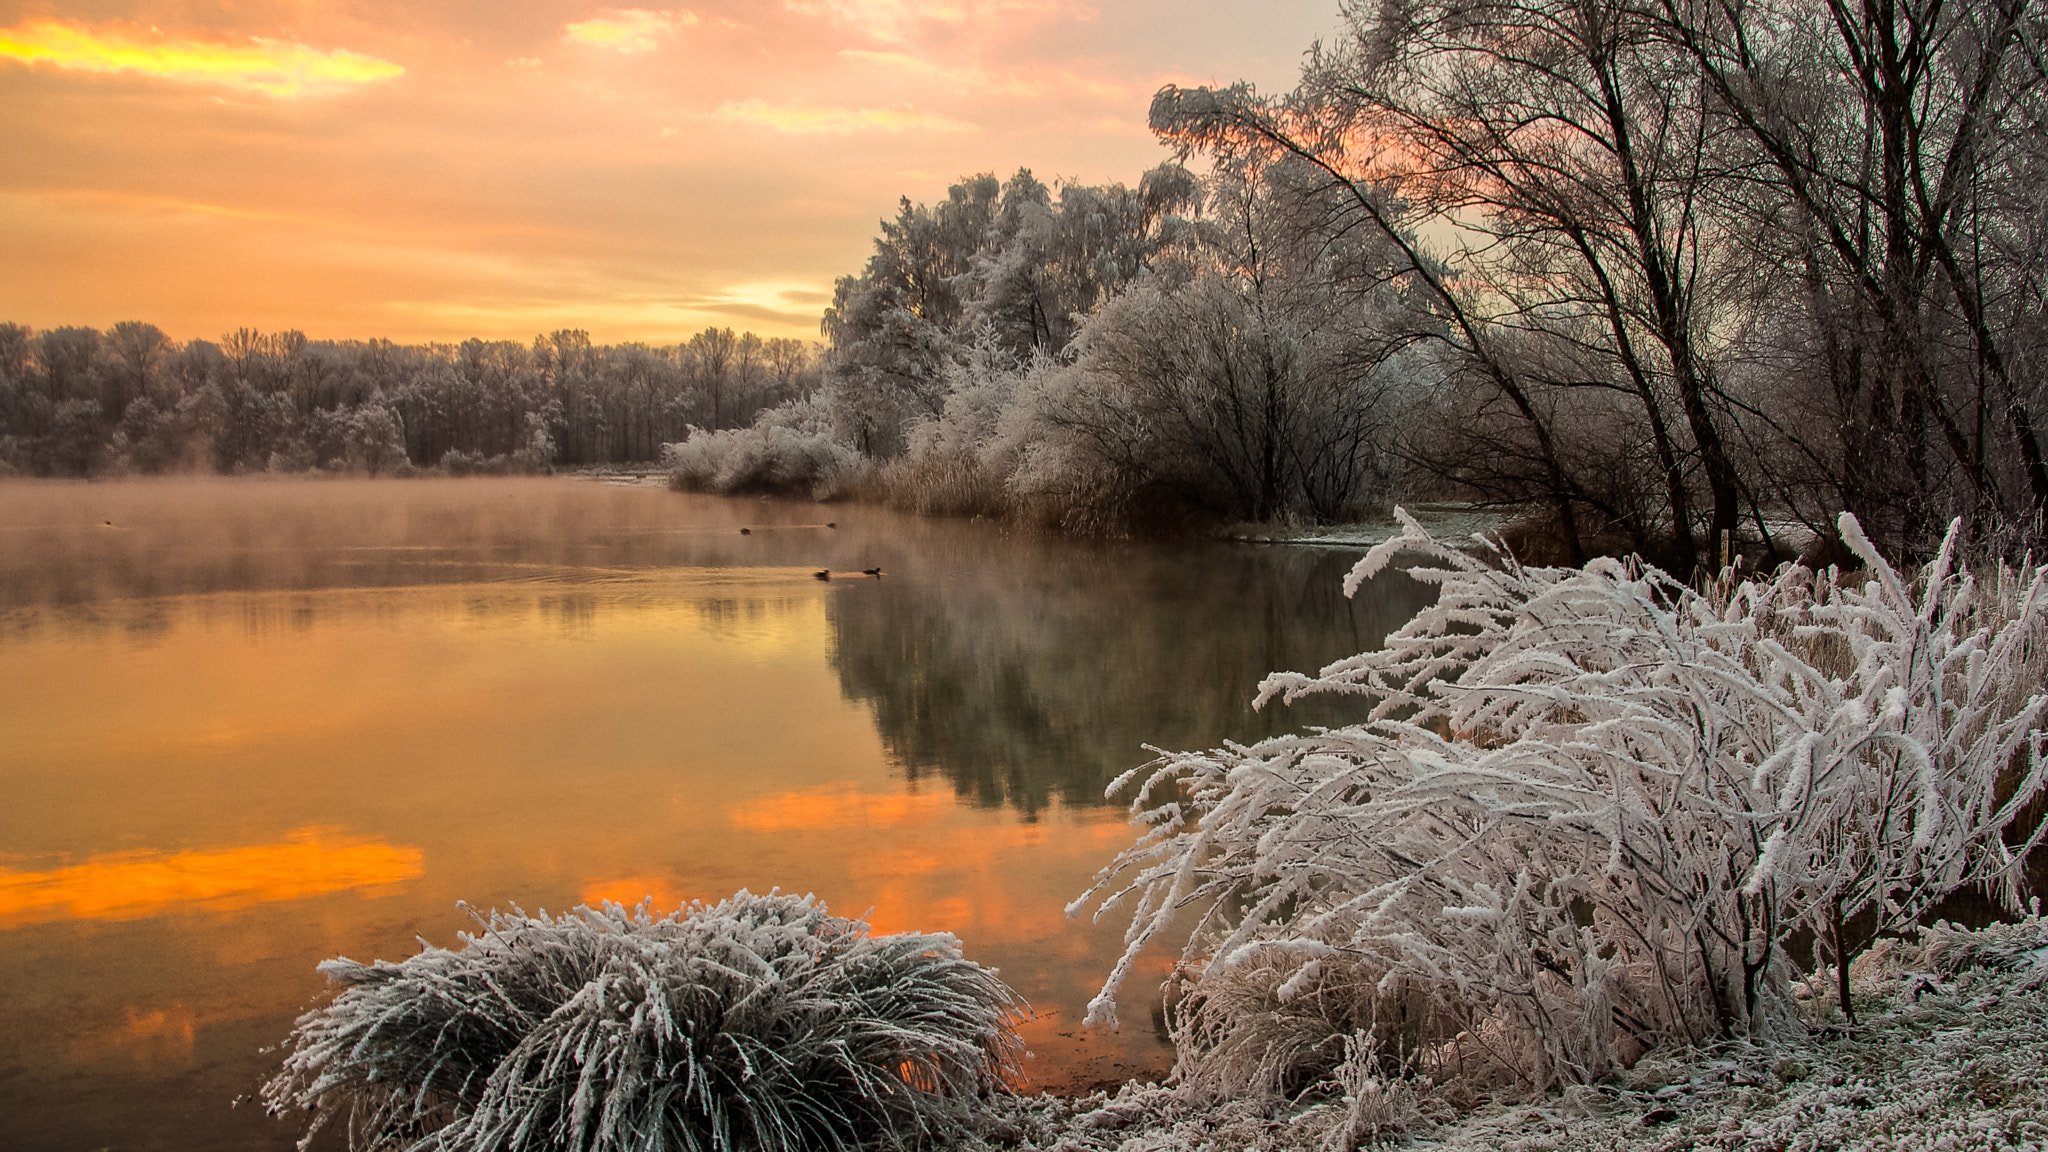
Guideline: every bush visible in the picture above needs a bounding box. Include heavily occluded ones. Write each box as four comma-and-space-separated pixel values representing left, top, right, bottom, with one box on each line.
663, 398, 858, 499
1075, 510, 2048, 1095
1162, 951, 1445, 1104
264, 891, 1026, 1152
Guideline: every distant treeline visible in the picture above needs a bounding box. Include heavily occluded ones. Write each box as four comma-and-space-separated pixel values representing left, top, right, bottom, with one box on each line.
0, 323, 819, 477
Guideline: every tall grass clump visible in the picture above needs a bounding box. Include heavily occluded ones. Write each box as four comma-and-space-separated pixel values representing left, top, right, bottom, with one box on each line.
871, 451, 1013, 519
264, 891, 1025, 1152
1076, 510, 2048, 1099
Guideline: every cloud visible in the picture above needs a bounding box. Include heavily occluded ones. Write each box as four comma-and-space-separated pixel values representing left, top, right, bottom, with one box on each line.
506, 56, 544, 69
784, 0, 1080, 42
710, 97, 975, 135
564, 9, 698, 53
670, 281, 835, 328
658, 282, 834, 328
707, 281, 833, 308
0, 18, 403, 98
837, 48, 1130, 102
837, 49, 1044, 97
1087, 114, 1152, 137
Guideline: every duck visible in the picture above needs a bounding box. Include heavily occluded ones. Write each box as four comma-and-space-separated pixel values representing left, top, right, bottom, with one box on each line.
862, 567, 882, 578
826, 522, 837, 529
739, 528, 751, 535
814, 569, 831, 581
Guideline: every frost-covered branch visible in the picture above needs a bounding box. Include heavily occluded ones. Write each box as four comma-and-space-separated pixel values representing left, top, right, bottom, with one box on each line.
1076, 510, 2047, 1093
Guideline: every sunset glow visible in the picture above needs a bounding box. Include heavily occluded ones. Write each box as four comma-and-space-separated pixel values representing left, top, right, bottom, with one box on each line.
563, 8, 698, 52
0, 18, 403, 96
710, 97, 978, 135
0, 828, 424, 928
0, 0, 1340, 344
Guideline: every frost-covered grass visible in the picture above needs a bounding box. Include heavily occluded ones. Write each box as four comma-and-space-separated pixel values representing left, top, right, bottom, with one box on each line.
967, 918, 2048, 1152
263, 891, 1025, 1152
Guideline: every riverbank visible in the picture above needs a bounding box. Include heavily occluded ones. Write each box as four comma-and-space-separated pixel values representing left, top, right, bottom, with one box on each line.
971, 918, 2048, 1152
595, 461, 1516, 552
1220, 503, 1513, 549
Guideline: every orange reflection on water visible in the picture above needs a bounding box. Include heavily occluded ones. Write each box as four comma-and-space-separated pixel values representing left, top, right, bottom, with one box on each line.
727, 782, 954, 833
61, 1004, 201, 1073
581, 874, 695, 912
0, 827, 423, 928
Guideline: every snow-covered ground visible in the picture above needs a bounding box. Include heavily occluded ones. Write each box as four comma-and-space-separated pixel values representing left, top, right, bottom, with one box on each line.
972, 918, 2048, 1152
1231, 507, 1836, 561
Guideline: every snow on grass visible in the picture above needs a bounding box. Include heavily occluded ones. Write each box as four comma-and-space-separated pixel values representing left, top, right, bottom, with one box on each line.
968, 919, 2048, 1152
263, 890, 1025, 1152
1073, 509, 2048, 1094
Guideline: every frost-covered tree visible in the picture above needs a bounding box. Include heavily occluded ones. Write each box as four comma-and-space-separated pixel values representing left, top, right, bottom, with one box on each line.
1077, 512, 2047, 1092
1004, 159, 1420, 530
822, 166, 1203, 461
343, 396, 410, 476
963, 167, 1204, 361
1657, 0, 2048, 554
823, 175, 1003, 455
514, 407, 560, 473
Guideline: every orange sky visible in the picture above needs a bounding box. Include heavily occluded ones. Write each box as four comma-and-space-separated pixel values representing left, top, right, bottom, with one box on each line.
0, 0, 1339, 345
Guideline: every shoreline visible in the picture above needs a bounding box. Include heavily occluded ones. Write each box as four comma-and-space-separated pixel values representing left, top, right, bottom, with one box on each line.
972, 919, 2048, 1151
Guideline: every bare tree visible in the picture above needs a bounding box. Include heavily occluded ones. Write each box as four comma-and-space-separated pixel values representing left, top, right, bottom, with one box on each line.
1659, 0, 2048, 556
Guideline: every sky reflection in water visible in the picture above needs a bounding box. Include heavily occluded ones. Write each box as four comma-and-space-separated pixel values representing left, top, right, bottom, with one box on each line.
0, 478, 1430, 1152
0, 829, 423, 928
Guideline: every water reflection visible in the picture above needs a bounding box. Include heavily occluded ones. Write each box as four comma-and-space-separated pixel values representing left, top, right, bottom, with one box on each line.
729, 783, 957, 833
0, 478, 1430, 1151
0, 477, 853, 607
0, 829, 422, 928
828, 544, 1427, 811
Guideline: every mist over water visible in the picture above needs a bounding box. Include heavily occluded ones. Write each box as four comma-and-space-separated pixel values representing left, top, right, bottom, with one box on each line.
0, 477, 1430, 1152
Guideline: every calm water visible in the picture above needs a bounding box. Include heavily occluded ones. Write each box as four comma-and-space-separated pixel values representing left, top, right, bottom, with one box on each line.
0, 477, 1429, 1152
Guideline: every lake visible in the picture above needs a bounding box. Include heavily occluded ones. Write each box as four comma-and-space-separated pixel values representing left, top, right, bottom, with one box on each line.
0, 476, 1430, 1151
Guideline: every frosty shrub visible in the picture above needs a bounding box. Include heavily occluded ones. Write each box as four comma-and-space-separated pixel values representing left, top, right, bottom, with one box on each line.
663, 398, 858, 499
264, 891, 1025, 1152
1921, 911, 2048, 979
1076, 511, 2048, 1095
439, 448, 548, 477
1163, 951, 1442, 1104
1321, 1029, 1425, 1149
877, 343, 1024, 520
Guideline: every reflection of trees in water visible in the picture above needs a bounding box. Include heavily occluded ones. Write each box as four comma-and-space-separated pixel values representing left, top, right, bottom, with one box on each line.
691, 597, 811, 638
1, 586, 735, 645
827, 543, 1431, 814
